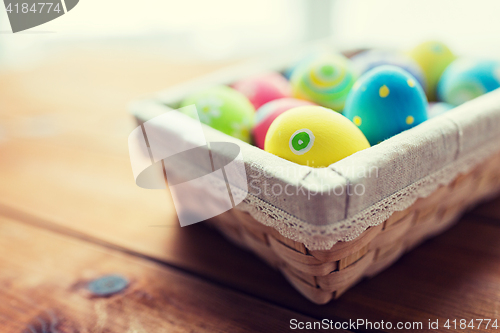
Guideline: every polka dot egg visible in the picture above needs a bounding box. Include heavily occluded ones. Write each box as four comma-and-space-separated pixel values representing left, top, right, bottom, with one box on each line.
180, 85, 255, 143
233, 72, 291, 109
290, 54, 357, 110
252, 98, 314, 150
343, 65, 428, 146
264, 106, 370, 167
437, 59, 500, 106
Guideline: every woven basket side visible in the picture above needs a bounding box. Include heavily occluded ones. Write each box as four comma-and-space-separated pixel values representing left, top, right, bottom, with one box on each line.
207, 151, 500, 304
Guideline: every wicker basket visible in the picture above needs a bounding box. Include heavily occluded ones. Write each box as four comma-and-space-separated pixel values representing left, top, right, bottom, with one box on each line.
130, 44, 500, 304
206, 150, 500, 304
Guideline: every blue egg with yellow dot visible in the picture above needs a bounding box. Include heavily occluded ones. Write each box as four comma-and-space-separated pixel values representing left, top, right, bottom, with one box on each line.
437, 59, 500, 106
343, 65, 428, 145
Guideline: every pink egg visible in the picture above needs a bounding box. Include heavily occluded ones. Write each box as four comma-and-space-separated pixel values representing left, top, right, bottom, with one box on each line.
232, 72, 291, 109
252, 98, 315, 149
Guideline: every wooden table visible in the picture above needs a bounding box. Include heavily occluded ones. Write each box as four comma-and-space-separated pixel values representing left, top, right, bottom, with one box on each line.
1, 46, 500, 333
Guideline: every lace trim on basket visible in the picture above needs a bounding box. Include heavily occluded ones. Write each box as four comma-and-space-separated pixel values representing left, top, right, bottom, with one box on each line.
236, 141, 500, 251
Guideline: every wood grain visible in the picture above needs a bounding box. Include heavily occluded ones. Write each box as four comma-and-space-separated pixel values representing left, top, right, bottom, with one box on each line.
469, 196, 500, 221
0, 216, 340, 333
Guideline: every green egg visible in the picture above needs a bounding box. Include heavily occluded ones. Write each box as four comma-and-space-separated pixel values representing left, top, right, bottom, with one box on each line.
180, 86, 255, 143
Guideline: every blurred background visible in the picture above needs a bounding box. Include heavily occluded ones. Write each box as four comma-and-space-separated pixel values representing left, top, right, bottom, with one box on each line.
1, 0, 500, 68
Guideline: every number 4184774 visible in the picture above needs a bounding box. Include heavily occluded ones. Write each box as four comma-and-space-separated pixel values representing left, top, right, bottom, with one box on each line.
444, 319, 498, 330
6, 3, 62, 14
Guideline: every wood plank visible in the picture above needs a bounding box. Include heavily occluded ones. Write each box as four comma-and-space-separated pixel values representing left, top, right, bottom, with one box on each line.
0, 216, 341, 333
469, 196, 500, 221
6, 197, 500, 332
0, 195, 305, 303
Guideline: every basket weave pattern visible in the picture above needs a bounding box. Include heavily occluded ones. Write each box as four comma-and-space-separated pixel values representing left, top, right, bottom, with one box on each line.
208, 151, 500, 304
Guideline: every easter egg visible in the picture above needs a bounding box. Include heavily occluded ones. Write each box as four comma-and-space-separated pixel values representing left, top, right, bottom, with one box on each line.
290, 54, 357, 110
264, 106, 370, 167
437, 59, 500, 106
408, 41, 456, 100
284, 52, 323, 79
343, 65, 428, 145
427, 102, 454, 118
180, 85, 255, 143
252, 98, 315, 149
351, 50, 426, 91
232, 72, 291, 109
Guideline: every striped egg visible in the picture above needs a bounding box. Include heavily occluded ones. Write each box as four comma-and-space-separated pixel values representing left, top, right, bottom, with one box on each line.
437, 59, 500, 106
290, 54, 357, 110
284, 52, 321, 79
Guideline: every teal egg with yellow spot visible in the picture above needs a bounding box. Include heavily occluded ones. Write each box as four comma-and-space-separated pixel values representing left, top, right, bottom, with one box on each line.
343, 65, 428, 145
180, 85, 255, 143
290, 54, 357, 110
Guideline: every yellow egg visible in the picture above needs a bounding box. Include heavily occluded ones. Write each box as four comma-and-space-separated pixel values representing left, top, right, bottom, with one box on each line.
408, 41, 456, 101
264, 106, 370, 167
